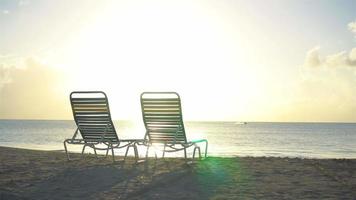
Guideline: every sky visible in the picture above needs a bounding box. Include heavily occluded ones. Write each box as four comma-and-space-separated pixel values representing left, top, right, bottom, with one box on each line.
0, 0, 356, 122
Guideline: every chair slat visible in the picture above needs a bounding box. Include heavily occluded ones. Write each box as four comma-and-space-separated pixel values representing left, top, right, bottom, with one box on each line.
74, 111, 110, 115
142, 98, 179, 101
71, 101, 107, 105
71, 97, 107, 101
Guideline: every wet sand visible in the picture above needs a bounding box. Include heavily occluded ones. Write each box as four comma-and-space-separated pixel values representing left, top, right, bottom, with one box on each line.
0, 146, 356, 199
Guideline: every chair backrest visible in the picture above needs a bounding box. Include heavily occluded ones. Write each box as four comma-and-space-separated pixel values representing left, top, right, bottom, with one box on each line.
70, 91, 119, 142
140, 92, 187, 144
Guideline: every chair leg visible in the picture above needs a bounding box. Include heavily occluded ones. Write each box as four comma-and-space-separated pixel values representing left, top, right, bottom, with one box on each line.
193, 147, 196, 160
193, 146, 201, 160
134, 145, 139, 161
81, 145, 87, 158
145, 145, 150, 159
111, 144, 115, 163
92, 145, 98, 159
197, 147, 201, 159
63, 140, 70, 161
204, 140, 208, 158
184, 148, 187, 161
162, 144, 166, 158
105, 147, 109, 158
124, 145, 131, 161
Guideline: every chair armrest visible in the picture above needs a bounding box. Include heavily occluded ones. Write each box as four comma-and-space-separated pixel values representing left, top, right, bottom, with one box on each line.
189, 139, 208, 143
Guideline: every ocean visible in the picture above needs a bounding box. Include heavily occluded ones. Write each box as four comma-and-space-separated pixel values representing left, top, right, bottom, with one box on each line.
0, 120, 356, 159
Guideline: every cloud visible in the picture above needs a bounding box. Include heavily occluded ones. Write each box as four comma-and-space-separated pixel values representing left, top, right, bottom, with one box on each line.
18, 0, 30, 6
294, 20, 356, 121
303, 21, 356, 68
303, 47, 321, 68
303, 47, 356, 68
2, 10, 10, 15
325, 51, 348, 67
0, 57, 71, 119
350, 48, 356, 61
348, 20, 356, 37
0, 55, 19, 89
0, 65, 12, 90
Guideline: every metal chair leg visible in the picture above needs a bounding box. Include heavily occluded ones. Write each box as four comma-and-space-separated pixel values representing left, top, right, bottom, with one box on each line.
145, 145, 150, 159
81, 145, 87, 158
111, 144, 115, 163
92, 145, 98, 158
162, 144, 166, 158
204, 140, 208, 158
105, 146, 110, 158
63, 140, 70, 161
124, 145, 131, 161
198, 147, 201, 160
134, 145, 139, 161
193, 146, 201, 160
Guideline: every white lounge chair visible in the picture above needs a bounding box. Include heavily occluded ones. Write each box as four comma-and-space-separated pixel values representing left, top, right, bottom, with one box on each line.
64, 91, 142, 162
140, 92, 208, 160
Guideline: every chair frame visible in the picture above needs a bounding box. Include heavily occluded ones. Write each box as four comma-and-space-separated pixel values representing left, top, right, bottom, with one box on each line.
139, 92, 208, 160
63, 91, 142, 162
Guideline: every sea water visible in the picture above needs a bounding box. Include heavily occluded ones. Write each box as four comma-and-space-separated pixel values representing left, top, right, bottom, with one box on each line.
0, 120, 356, 159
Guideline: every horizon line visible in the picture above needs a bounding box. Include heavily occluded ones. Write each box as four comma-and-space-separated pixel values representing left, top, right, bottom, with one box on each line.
0, 118, 355, 124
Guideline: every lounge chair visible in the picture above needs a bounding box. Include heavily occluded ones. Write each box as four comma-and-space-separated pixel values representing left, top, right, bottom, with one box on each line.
64, 91, 142, 162
140, 92, 208, 160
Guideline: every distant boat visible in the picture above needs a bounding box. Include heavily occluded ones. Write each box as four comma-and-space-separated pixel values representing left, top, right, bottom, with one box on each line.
235, 122, 247, 125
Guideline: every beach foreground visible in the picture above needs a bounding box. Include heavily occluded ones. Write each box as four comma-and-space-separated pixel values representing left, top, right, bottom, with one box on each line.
0, 147, 355, 199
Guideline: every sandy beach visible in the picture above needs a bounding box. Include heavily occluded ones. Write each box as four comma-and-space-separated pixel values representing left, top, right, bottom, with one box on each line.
0, 146, 355, 199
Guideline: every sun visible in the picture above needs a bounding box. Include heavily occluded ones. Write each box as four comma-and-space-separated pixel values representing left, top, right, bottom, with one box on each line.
47, 1, 260, 121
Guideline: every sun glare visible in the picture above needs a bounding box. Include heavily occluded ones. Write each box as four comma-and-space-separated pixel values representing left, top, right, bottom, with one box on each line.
37, 1, 279, 121
46, 1, 254, 120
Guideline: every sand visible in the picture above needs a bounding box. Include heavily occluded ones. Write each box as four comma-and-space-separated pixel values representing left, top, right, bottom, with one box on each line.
0, 146, 356, 199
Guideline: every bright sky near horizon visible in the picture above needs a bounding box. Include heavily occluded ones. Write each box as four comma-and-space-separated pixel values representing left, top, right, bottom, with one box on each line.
0, 0, 356, 122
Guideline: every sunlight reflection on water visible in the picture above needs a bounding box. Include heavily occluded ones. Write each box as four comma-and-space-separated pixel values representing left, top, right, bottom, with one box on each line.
1, 120, 356, 158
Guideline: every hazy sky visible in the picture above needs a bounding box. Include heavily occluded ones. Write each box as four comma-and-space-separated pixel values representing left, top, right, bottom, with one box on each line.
0, 0, 356, 122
